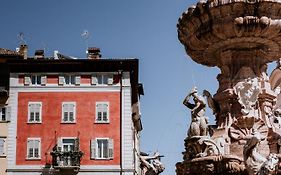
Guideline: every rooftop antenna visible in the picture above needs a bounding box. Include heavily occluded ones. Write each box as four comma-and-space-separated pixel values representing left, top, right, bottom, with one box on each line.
17, 32, 26, 45
41, 42, 48, 55
81, 30, 90, 52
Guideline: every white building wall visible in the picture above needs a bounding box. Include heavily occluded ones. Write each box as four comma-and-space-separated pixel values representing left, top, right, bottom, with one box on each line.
122, 72, 134, 173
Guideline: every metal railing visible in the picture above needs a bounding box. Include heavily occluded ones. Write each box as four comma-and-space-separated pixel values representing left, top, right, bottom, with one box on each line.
51, 150, 83, 168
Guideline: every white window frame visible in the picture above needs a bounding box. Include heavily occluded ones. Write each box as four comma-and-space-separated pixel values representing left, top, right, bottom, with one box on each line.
28, 102, 42, 123
25, 75, 46, 86
92, 138, 113, 160
61, 102, 76, 123
95, 102, 109, 123
59, 75, 80, 86
0, 137, 6, 157
60, 137, 76, 152
92, 73, 113, 86
26, 138, 41, 160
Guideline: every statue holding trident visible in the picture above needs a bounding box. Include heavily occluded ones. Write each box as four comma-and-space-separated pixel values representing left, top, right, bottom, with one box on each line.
183, 87, 209, 137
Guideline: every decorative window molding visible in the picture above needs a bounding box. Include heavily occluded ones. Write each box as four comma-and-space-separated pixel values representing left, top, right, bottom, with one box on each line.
28, 102, 42, 123
61, 102, 76, 123
95, 102, 109, 123
0, 137, 6, 157
91, 138, 113, 159
26, 138, 41, 160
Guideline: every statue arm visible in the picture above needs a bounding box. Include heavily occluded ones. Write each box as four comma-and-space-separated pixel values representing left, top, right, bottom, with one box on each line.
183, 95, 196, 109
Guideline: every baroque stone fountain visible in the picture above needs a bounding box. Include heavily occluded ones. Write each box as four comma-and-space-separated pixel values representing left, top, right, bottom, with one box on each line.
176, 0, 281, 174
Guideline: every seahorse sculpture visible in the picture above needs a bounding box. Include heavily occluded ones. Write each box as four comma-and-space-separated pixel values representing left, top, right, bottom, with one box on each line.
243, 132, 279, 175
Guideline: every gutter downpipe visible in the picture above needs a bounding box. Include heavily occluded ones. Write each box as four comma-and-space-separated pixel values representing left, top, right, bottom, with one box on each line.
119, 70, 123, 175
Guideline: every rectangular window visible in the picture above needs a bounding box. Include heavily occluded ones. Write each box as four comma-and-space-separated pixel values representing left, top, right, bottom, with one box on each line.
95, 102, 109, 123
92, 74, 113, 85
28, 102, 42, 123
59, 75, 80, 85
24, 75, 46, 86
27, 138, 41, 159
91, 138, 113, 159
62, 102, 76, 123
0, 138, 6, 156
0, 107, 5, 121
31, 75, 41, 85
62, 138, 75, 152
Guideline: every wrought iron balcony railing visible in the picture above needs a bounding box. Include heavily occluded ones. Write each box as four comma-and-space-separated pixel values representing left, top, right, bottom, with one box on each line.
51, 150, 83, 169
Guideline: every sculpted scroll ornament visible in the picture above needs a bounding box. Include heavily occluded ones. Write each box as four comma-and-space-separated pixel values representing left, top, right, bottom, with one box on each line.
234, 78, 260, 117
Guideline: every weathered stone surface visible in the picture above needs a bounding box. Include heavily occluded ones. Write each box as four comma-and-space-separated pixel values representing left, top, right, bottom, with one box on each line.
177, 0, 281, 174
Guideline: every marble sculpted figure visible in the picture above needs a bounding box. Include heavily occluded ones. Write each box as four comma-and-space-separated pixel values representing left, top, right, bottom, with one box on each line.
139, 152, 165, 175
183, 87, 208, 137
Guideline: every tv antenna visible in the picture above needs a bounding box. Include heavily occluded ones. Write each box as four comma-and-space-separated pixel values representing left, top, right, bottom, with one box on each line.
81, 30, 90, 49
17, 32, 27, 45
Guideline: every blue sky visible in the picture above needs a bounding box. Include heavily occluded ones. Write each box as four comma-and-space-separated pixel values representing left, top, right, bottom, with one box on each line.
1, 1, 277, 174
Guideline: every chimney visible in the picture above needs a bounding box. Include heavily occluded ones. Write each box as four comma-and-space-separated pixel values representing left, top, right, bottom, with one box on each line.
19, 44, 28, 59
87, 47, 101, 59
34, 50, 44, 59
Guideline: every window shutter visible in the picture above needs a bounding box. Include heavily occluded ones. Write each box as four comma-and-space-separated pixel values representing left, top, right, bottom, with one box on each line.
107, 75, 113, 85
57, 138, 62, 151
108, 139, 114, 159
74, 138, 79, 152
41, 76, 47, 85
0, 138, 4, 155
5, 106, 11, 122
75, 76, 81, 85
58, 76, 64, 85
91, 75, 98, 85
91, 139, 97, 159
24, 76, 31, 85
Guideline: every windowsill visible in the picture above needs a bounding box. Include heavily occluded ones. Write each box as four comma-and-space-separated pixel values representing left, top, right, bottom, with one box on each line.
61, 122, 76, 124
0, 121, 9, 123
26, 158, 41, 160
27, 122, 42, 124
90, 157, 113, 160
94, 121, 110, 124
0, 155, 7, 158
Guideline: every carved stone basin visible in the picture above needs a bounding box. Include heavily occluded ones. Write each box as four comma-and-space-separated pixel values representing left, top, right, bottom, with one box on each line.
177, 155, 246, 175
177, 0, 281, 67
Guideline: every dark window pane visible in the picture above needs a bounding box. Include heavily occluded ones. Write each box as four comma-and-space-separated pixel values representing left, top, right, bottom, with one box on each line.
71, 76, 75, 84
30, 112, 35, 121
31, 76, 36, 84
103, 112, 107, 121
69, 112, 74, 121
1, 108, 5, 121
64, 112, 68, 121
37, 76, 41, 84
65, 76, 70, 84
103, 75, 108, 84
29, 148, 33, 158
34, 148, 39, 157
35, 112, 40, 121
